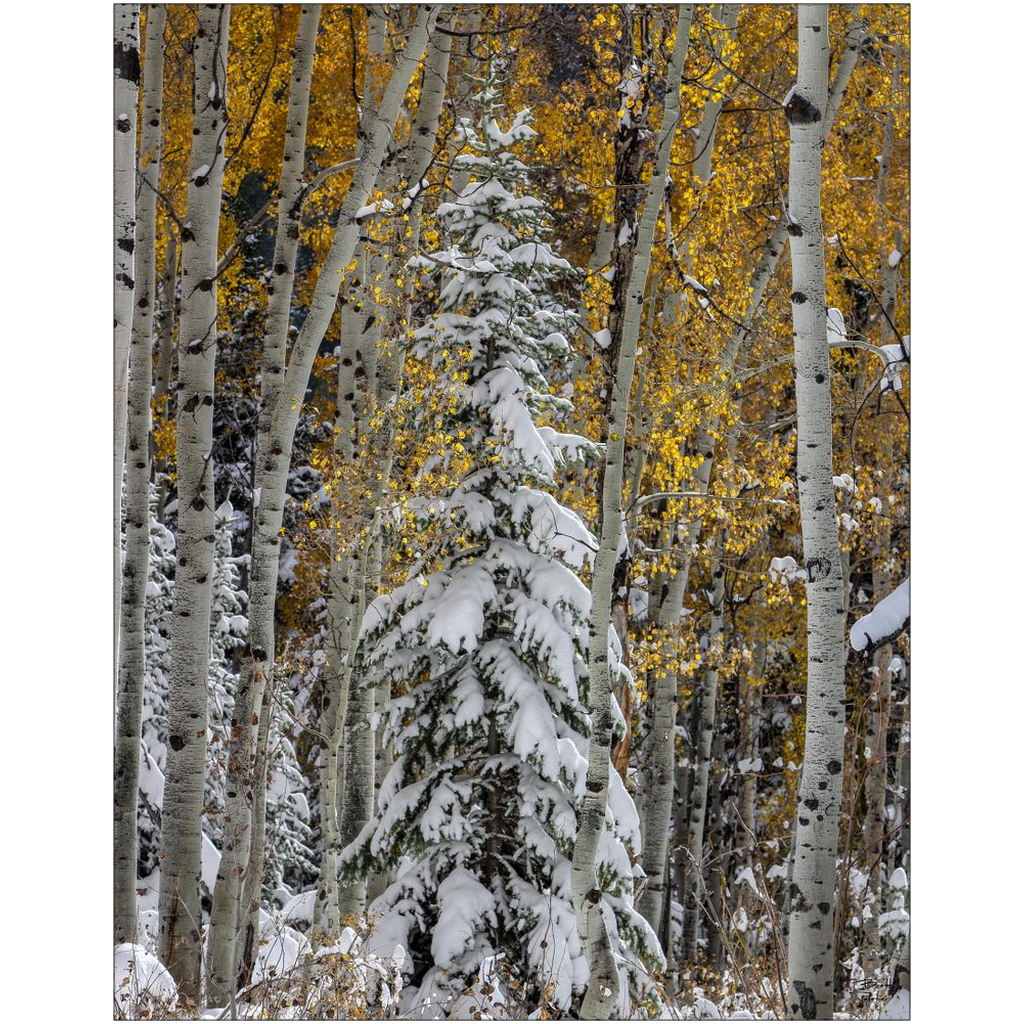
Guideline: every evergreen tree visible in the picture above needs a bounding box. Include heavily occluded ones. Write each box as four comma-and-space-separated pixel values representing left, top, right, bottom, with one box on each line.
342, 78, 660, 1015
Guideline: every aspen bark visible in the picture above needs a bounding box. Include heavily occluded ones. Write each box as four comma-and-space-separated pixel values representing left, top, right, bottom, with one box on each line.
237, 704, 272, 985
784, 7, 848, 1018
317, 4, 387, 929
114, 1, 165, 947
863, 100, 899, 974
736, 634, 766, 925
691, 5, 739, 186
335, 8, 388, 920
154, 230, 178, 411
681, 540, 727, 963
240, 11, 436, 879
637, 9, 865, 942
114, 3, 140, 662
206, 6, 320, 1004
320, 8, 453, 922
157, 5, 230, 1000
705, 727, 728, 967
155, 231, 178, 523
636, 551, 688, 934
572, 10, 693, 1018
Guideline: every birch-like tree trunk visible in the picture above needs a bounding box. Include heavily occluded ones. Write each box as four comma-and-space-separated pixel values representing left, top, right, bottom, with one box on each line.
784, 7, 848, 1018
637, 10, 865, 943
114, 3, 140, 662
237, 704, 272, 985
691, 5, 739, 186
736, 633, 765, 928
114, 1, 165, 947
157, 5, 230, 1000
237, 16, 437, 915
863, 99, 899, 975
155, 230, 178, 523
364, 16, 454, 909
681, 540, 727, 963
571, 10, 692, 1018
332, 4, 387, 921
704, 726, 728, 966
155, 230, 178, 410
206, 6, 319, 1004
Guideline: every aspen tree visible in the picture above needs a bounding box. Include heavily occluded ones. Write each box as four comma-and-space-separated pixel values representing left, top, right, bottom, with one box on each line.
207, 6, 320, 1003
154, 229, 178, 523
368, 15, 457, 907
114, 1, 165, 947
157, 5, 230, 999
331, 4, 389, 925
115, 3, 140, 659
681, 537, 727, 963
863, 66, 901, 970
572, 9, 693, 1018
233, 13, 437, 923
784, 7, 848, 1018
637, 12, 866, 940
691, 5, 739, 187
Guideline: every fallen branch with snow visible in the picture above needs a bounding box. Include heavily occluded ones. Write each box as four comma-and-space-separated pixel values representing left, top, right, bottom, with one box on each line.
850, 578, 910, 654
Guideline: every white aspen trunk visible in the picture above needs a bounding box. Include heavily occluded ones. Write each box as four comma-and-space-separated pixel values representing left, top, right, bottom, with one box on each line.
572, 11, 693, 1018
320, 4, 388, 927
863, 108, 898, 974
155, 230, 178, 409
736, 634, 765, 929
155, 230, 178, 523
240, 16, 437, 892
237, 704, 272, 985
704, 727, 728, 966
784, 8, 847, 1019
239, 2, 330, 986
691, 4, 739, 186
114, 1, 165, 947
114, 3, 140, 665
636, 550, 688, 934
672, 672, 700, 949
157, 5, 230, 1000
206, 6, 319, 1004
681, 539, 727, 963
887, 691, 909, 886
366, 22, 454, 908
637, 11, 865, 943
318, 9, 453, 922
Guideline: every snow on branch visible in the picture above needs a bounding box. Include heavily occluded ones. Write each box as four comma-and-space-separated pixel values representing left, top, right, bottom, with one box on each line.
850, 577, 909, 653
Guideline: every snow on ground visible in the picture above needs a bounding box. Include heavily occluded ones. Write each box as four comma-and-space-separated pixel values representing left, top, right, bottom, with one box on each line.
114, 943, 177, 1015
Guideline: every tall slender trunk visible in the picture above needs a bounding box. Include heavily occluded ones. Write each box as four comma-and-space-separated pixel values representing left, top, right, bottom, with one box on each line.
114, 1, 165, 946
691, 5, 739, 186
572, 10, 693, 1018
681, 540, 727, 963
237, 704, 272, 985
332, 4, 387, 921
736, 633, 765, 928
155, 230, 178, 411
238, 17, 437, 929
705, 726, 728, 967
319, 7, 454, 920
863, 101, 899, 975
638, 0, 865, 969
157, 6, 231, 1000
206, 6, 319, 1005
784, 8, 847, 1019
155, 229, 178, 523
114, 3, 140, 664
